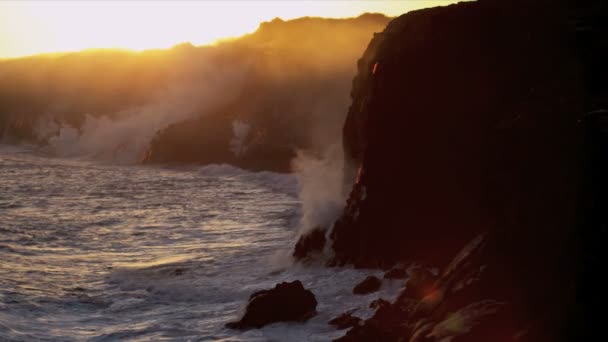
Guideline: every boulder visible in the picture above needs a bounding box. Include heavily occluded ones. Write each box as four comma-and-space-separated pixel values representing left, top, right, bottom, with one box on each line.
226, 280, 317, 329
328, 310, 362, 330
331, 0, 591, 270
383, 265, 407, 279
352, 276, 381, 295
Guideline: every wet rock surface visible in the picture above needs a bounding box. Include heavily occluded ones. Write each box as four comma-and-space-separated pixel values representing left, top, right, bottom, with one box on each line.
383, 265, 407, 279
326, 0, 608, 340
293, 227, 326, 261
226, 280, 317, 330
368, 298, 389, 310
352, 276, 382, 295
328, 310, 362, 330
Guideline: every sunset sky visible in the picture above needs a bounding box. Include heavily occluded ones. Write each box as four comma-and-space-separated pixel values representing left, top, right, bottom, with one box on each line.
0, 0, 457, 59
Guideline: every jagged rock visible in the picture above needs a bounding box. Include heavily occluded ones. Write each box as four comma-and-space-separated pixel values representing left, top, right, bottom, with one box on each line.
398, 266, 437, 300
352, 276, 381, 295
331, 0, 607, 340
331, 0, 590, 268
293, 227, 326, 260
329, 310, 362, 330
336, 236, 501, 342
383, 265, 407, 279
368, 298, 389, 309
334, 303, 409, 342
226, 280, 317, 329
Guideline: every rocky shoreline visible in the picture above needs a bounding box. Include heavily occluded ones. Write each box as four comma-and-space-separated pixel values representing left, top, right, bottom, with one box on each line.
252, 0, 607, 340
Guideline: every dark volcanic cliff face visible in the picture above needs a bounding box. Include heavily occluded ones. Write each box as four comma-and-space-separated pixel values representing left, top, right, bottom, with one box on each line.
303, 0, 607, 341
333, 0, 587, 268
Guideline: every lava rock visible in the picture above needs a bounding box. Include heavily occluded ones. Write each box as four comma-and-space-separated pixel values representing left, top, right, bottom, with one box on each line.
336, 236, 493, 342
329, 0, 606, 340
226, 280, 317, 329
383, 265, 407, 279
369, 298, 390, 309
293, 227, 326, 260
398, 267, 437, 300
334, 303, 409, 342
329, 310, 362, 330
353, 276, 381, 295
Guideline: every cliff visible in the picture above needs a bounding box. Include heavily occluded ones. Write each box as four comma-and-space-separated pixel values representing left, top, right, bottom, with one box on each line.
295, 0, 607, 340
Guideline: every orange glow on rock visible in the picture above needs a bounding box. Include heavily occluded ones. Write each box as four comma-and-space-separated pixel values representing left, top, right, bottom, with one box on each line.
421, 288, 443, 305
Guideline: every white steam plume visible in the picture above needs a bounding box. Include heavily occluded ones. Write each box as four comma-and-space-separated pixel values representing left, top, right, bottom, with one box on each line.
40, 53, 251, 163
292, 143, 350, 236
229, 119, 251, 158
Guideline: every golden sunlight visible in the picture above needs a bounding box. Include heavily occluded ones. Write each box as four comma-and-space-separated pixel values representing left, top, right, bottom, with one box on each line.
0, 0, 457, 59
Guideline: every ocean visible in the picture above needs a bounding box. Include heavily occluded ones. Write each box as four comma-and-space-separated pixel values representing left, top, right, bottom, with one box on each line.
0, 145, 400, 341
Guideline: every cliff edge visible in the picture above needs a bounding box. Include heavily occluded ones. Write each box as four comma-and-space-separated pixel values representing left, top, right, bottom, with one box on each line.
295, 0, 607, 340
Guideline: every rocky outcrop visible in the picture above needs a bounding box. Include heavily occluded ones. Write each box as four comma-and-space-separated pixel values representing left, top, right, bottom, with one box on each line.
320, 0, 607, 341
352, 276, 381, 295
293, 227, 326, 260
332, 0, 589, 268
336, 236, 498, 342
328, 310, 362, 330
226, 280, 317, 329
382, 265, 407, 279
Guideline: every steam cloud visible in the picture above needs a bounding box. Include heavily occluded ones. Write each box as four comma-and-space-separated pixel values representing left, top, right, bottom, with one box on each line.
40, 52, 251, 162
1, 15, 389, 240
292, 144, 351, 240
1, 14, 389, 165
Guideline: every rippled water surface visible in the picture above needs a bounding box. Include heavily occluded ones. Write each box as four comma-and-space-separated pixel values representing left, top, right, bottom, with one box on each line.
0, 146, 400, 341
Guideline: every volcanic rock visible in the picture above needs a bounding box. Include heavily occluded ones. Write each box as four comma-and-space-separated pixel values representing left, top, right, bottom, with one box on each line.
329, 0, 608, 340
225, 280, 317, 329
383, 265, 407, 279
352, 276, 381, 295
293, 227, 326, 260
329, 310, 362, 330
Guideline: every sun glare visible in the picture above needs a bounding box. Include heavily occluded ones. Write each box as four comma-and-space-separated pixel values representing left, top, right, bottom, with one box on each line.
0, 1, 456, 59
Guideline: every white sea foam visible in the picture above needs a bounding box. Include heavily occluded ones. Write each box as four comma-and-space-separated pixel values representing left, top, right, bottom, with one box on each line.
0, 150, 403, 341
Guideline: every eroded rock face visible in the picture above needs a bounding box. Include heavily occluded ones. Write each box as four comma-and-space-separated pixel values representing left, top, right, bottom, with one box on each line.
226, 280, 317, 329
332, 0, 587, 268
293, 227, 326, 260
335, 235, 548, 341
328, 0, 607, 340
